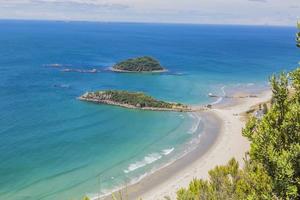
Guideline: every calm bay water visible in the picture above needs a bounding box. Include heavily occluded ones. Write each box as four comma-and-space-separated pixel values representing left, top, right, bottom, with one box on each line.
0, 20, 298, 200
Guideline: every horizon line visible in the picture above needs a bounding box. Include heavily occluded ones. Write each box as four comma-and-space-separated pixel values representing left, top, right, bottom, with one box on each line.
0, 17, 296, 28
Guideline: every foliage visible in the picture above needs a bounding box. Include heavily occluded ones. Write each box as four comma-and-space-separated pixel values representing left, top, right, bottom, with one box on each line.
243, 71, 300, 199
291, 68, 300, 102
111, 190, 128, 200
88, 90, 186, 109
176, 158, 273, 200
113, 56, 164, 72
262, 103, 268, 114
82, 196, 90, 200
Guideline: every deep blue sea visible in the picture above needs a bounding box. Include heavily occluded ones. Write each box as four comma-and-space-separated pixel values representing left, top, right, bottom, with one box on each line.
0, 20, 298, 200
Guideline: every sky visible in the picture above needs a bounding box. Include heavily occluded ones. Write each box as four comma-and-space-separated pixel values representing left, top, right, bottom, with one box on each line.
0, 0, 299, 26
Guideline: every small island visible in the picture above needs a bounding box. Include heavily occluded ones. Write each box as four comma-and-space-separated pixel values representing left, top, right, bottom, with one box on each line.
111, 56, 167, 73
79, 90, 192, 112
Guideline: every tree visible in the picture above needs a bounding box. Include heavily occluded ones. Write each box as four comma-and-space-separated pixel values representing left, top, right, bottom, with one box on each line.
176, 158, 273, 200
262, 103, 268, 114
243, 71, 300, 199
291, 68, 300, 102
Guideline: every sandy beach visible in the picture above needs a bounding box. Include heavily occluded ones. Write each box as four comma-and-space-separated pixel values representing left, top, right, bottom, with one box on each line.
140, 90, 272, 200
99, 89, 272, 200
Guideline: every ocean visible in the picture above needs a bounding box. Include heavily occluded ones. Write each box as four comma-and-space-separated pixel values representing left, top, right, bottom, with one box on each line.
0, 20, 298, 200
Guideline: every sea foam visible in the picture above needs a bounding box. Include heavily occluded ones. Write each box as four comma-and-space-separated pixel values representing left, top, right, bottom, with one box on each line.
124, 148, 174, 173
124, 153, 162, 173
211, 86, 226, 105
188, 113, 202, 134
162, 148, 174, 155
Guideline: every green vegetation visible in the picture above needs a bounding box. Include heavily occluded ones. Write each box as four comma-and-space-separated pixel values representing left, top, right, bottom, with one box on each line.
177, 158, 273, 200
81, 90, 188, 110
262, 103, 268, 114
175, 25, 300, 200
113, 56, 165, 72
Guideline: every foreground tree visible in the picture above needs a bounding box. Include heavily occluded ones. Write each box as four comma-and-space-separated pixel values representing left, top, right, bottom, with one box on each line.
176, 158, 273, 200
243, 71, 300, 199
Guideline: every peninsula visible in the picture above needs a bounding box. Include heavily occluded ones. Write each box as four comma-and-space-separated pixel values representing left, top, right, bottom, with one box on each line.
79, 90, 192, 112
111, 56, 166, 73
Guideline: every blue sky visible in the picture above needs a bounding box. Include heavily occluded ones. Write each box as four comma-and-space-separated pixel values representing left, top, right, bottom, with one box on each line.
0, 0, 299, 26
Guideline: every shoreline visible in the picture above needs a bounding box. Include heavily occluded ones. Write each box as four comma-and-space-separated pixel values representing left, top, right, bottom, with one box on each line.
93, 89, 272, 200
79, 94, 260, 113
98, 111, 221, 200
78, 96, 194, 112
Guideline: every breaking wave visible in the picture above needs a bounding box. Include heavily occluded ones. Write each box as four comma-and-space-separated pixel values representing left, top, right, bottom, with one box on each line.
211, 86, 226, 105
188, 113, 202, 134
124, 148, 174, 174
162, 148, 174, 155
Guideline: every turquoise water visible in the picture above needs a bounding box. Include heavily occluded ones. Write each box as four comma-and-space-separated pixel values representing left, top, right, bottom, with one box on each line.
0, 20, 299, 200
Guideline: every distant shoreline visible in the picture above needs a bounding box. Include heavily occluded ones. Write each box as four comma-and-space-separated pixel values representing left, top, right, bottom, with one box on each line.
78, 90, 204, 112
79, 90, 261, 113
78, 95, 198, 112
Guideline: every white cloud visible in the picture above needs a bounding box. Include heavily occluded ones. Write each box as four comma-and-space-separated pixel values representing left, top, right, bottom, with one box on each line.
0, 0, 299, 26
1, 0, 130, 9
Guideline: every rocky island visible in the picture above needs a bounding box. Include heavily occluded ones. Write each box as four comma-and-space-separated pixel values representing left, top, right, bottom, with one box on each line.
111, 56, 166, 73
79, 90, 192, 112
